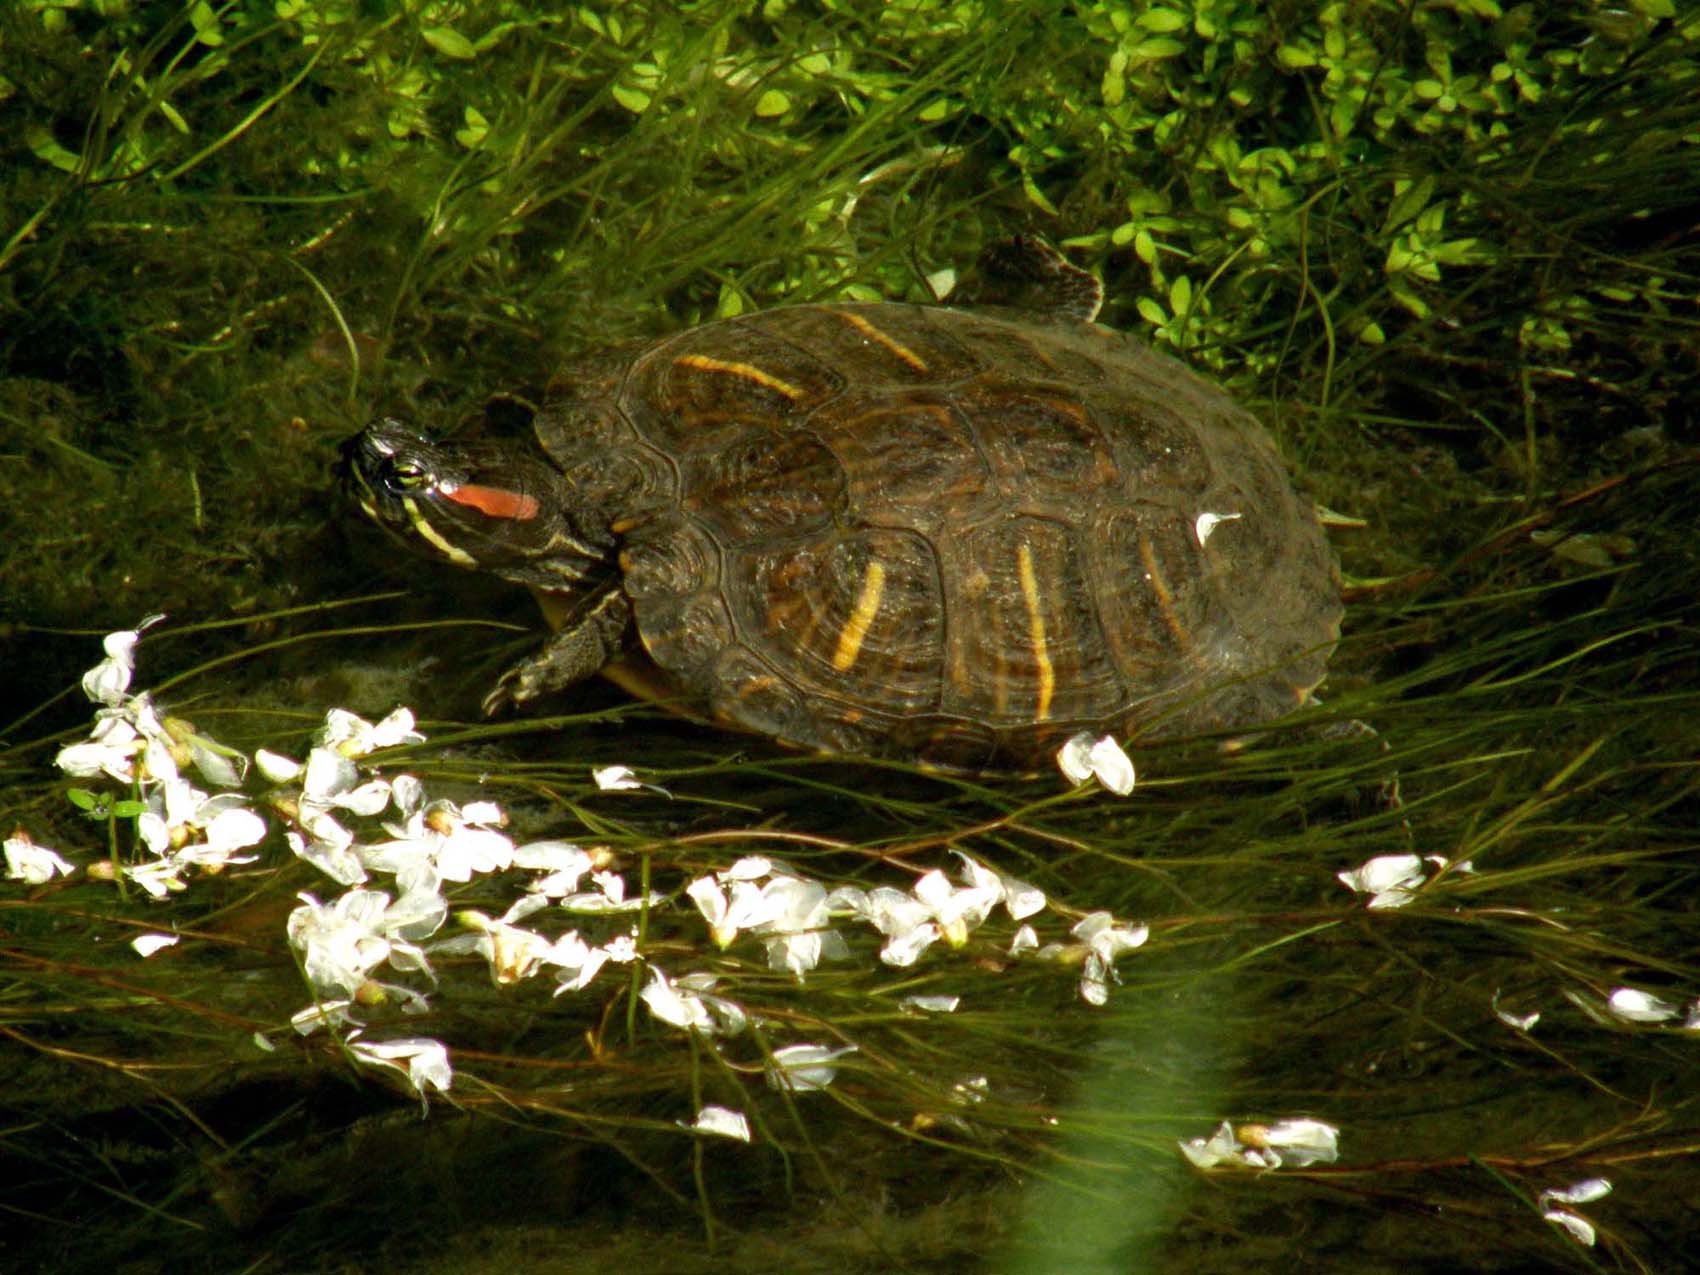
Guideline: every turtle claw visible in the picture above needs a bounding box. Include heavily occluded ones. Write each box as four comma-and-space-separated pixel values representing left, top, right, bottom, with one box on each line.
482, 653, 555, 717
480, 679, 518, 719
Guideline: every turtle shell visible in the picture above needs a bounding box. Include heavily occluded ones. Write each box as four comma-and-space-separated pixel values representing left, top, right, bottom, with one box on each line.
529, 302, 1340, 772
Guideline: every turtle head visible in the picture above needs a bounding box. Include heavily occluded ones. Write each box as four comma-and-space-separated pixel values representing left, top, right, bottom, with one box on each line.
340, 420, 613, 582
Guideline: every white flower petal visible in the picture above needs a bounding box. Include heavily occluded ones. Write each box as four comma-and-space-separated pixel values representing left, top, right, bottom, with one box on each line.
766, 1043, 855, 1092
557, 889, 658, 914
687, 876, 733, 940
591, 869, 626, 904
135, 819, 171, 860
370, 707, 425, 749
900, 994, 960, 1014
131, 932, 179, 958
82, 628, 141, 705
303, 747, 360, 803
864, 885, 930, 939
290, 999, 354, 1035
1057, 732, 1096, 784
1056, 733, 1136, 795
951, 854, 1004, 898
1338, 853, 1426, 908
55, 736, 138, 782
390, 773, 425, 815
204, 806, 268, 853
319, 707, 424, 757
1001, 876, 1047, 920
387, 888, 449, 940
1079, 956, 1112, 1006
1194, 510, 1242, 546
720, 855, 773, 881
1492, 989, 1541, 1032
1259, 1118, 1339, 1166
5, 834, 77, 884
1365, 885, 1417, 909
124, 859, 186, 898
157, 776, 206, 829
348, 1035, 453, 1102
702, 996, 750, 1037
550, 942, 613, 994
480, 921, 552, 984
1178, 1121, 1244, 1170
1606, 987, 1679, 1023
459, 800, 506, 826
880, 921, 942, 967
824, 884, 871, 916
593, 765, 643, 791
499, 894, 551, 926
600, 933, 639, 963
712, 879, 774, 935
1337, 852, 1423, 894
188, 739, 247, 788
336, 779, 394, 817
357, 835, 433, 878
757, 875, 828, 931
1423, 853, 1475, 874
513, 839, 592, 873
764, 930, 824, 977
317, 709, 366, 748
1539, 1178, 1612, 1208
641, 967, 714, 1031
138, 736, 181, 785
1542, 1209, 1597, 1246
286, 886, 444, 998
912, 868, 954, 909
528, 867, 593, 898
434, 826, 515, 881
1072, 911, 1150, 961
288, 812, 368, 886
254, 748, 302, 783
685, 1105, 751, 1141
1089, 735, 1135, 794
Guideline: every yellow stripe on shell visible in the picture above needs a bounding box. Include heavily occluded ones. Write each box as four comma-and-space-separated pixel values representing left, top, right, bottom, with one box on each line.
1138, 534, 1189, 648
673, 354, 805, 400
1017, 543, 1054, 721
831, 560, 887, 672
833, 310, 929, 372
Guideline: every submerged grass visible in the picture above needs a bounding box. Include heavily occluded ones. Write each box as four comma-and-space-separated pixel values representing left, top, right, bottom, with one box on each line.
2, 2, 1698, 1272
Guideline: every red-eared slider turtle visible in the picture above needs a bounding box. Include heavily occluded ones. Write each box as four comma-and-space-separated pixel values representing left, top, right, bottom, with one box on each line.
341, 239, 1339, 773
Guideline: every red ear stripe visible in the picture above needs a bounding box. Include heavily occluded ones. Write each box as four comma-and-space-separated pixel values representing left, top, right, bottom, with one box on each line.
445, 483, 541, 520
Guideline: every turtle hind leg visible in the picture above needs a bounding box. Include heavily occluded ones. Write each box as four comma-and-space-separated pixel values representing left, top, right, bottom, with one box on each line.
971, 235, 1104, 323
482, 582, 633, 716
1311, 716, 1405, 815
1221, 711, 1405, 818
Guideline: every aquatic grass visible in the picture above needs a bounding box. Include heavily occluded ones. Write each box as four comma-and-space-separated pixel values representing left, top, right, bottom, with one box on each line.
6, 594, 1695, 1264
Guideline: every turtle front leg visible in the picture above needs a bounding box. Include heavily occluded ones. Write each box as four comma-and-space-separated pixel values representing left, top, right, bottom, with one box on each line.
482, 583, 633, 716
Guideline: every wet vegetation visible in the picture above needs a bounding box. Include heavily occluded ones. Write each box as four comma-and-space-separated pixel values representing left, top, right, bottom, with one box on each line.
1, 2, 1696, 1272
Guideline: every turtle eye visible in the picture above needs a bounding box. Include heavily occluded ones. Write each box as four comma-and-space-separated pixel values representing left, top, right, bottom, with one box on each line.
385, 459, 428, 491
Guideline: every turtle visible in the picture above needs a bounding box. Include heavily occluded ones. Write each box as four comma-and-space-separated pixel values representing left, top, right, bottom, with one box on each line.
340, 238, 1340, 773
